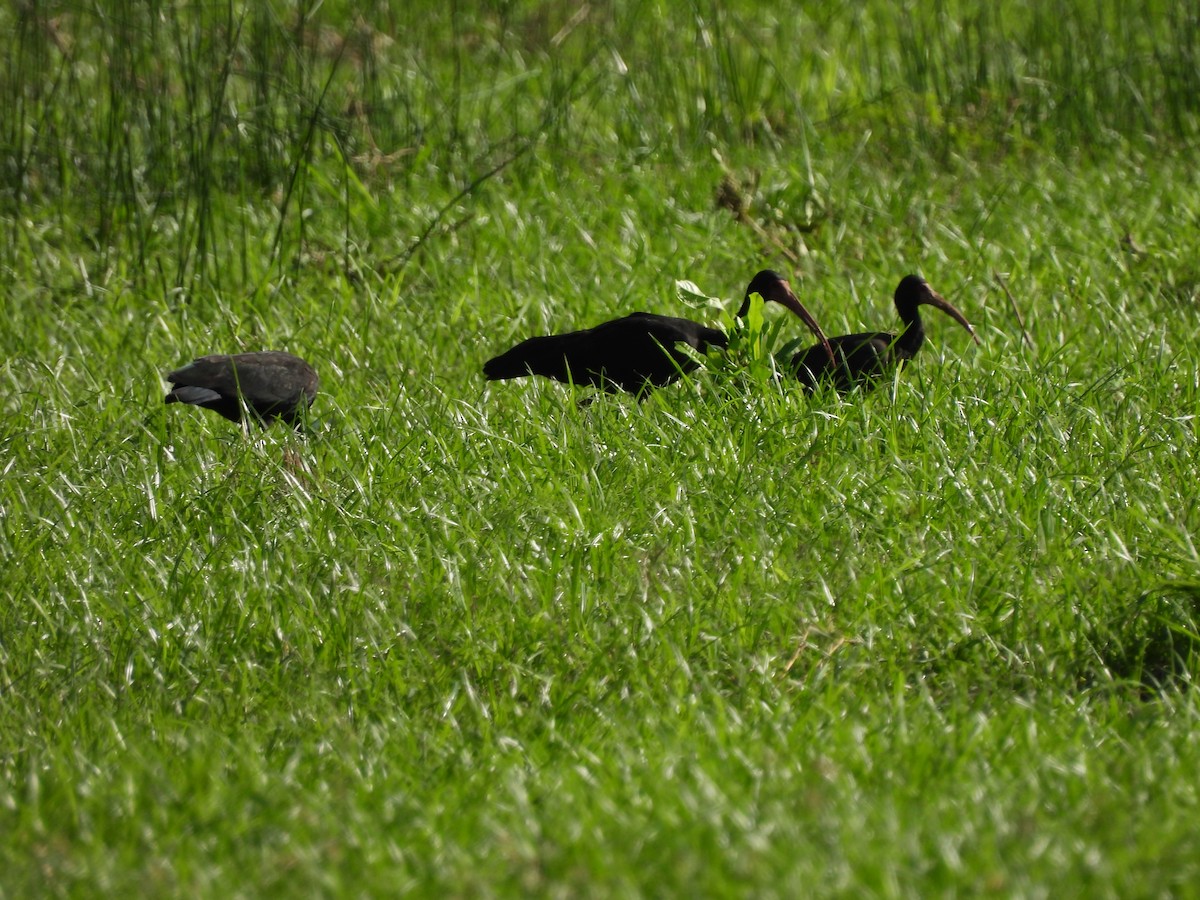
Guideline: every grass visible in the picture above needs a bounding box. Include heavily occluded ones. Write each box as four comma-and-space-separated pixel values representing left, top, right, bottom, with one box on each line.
2, 0, 1200, 895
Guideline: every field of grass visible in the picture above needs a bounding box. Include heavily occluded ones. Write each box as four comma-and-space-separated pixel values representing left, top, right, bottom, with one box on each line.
3, 0, 1200, 895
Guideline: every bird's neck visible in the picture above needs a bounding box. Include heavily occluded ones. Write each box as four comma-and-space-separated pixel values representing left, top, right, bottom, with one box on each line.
895, 309, 926, 356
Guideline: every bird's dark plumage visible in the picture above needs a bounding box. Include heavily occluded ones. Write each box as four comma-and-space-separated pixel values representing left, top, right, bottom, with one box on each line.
790, 275, 979, 392
483, 270, 831, 397
164, 351, 318, 425
483, 312, 727, 394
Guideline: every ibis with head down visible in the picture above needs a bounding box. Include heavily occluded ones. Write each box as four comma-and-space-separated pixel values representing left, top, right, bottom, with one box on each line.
165, 351, 318, 426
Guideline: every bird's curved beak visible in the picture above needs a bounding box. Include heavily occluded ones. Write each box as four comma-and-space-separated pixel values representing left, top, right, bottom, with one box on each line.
770, 280, 836, 364
923, 288, 982, 345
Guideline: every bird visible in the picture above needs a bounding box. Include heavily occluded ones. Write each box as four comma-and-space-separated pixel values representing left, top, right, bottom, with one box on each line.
483, 270, 832, 397
164, 351, 318, 426
789, 275, 980, 392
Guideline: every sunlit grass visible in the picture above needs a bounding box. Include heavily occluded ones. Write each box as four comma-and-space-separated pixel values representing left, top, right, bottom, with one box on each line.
2, 1, 1200, 896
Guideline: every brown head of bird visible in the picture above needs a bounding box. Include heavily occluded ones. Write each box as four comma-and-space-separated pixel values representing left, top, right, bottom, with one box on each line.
738, 270, 835, 364
893, 274, 980, 349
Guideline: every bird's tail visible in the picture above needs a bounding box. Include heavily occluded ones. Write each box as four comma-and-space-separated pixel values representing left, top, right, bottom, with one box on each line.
482, 336, 556, 380
482, 352, 529, 380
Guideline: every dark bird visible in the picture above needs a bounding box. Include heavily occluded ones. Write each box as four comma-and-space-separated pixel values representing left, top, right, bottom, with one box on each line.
789, 275, 979, 392
165, 351, 318, 425
483, 270, 832, 397
787, 277, 984, 393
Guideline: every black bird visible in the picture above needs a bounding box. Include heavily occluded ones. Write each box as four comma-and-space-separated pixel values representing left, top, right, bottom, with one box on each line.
165, 351, 318, 425
483, 270, 832, 397
789, 275, 979, 392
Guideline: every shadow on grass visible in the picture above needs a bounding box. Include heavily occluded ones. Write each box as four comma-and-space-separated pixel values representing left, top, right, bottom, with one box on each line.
1095, 580, 1200, 689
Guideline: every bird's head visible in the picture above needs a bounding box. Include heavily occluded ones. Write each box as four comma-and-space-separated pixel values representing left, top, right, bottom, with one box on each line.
739, 270, 834, 362
896, 275, 981, 345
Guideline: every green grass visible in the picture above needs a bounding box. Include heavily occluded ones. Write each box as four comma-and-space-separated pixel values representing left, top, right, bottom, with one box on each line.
3, 0, 1200, 895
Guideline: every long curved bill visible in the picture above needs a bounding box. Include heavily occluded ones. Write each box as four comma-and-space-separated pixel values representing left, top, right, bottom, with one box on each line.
923, 288, 982, 345
767, 279, 836, 364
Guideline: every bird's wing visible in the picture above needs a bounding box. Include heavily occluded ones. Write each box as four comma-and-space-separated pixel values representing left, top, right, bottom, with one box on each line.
165, 385, 224, 406
168, 356, 309, 405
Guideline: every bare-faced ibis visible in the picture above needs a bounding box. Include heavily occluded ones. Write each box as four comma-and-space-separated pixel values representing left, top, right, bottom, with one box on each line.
165, 351, 318, 426
789, 275, 979, 392
483, 270, 832, 397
